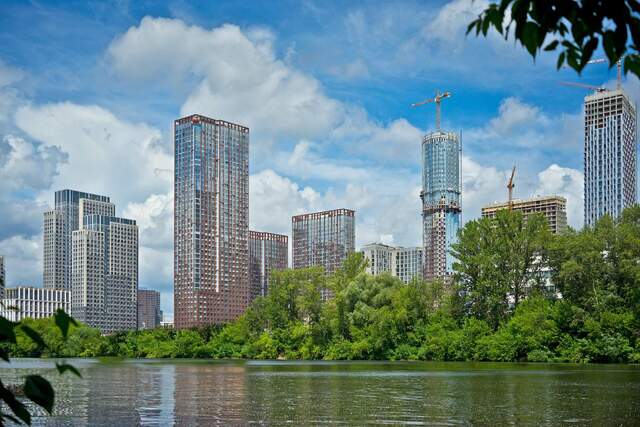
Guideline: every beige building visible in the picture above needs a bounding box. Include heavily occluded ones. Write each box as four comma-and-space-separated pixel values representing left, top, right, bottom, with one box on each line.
361, 243, 423, 284
481, 195, 568, 234
0, 286, 70, 322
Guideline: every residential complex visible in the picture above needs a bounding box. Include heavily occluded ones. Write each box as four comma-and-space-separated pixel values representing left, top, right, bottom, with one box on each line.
0, 286, 70, 322
249, 231, 288, 299
138, 288, 162, 330
362, 243, 423, 284
584, 88, 637, 227
481, 195, 568, 234
44, 190, 114, 290
174, 114, 250, 328
72, 214, 138, 333
421, 131, 461, 280
292, 208, 355, 298
0, 255, 4, 299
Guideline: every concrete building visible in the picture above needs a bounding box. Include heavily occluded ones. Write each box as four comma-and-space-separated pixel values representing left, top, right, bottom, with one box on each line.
481, 195, 568, 234
361, 243, 423, 284
292, 208, 355, 298
0, 286, 70, 322
0, 255, 4, 299
584, 88, 637, 227
137, 288, 161, 330
44, 190, 113, 290
72, 215, 138, 334
421, 131, 461, 280
249, 231, 288, 300
174, 114, 250, 328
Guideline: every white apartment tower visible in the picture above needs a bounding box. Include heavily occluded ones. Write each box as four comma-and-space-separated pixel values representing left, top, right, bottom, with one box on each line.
0, 255, 5, 299
584, 88, 637, 226
361, 243, 423, 284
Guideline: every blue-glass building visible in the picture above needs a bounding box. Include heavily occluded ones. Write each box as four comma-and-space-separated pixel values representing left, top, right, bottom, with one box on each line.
421, 131, 461, 280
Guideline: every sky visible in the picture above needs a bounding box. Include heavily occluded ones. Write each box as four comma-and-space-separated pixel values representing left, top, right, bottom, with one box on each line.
1, 0, 638, 320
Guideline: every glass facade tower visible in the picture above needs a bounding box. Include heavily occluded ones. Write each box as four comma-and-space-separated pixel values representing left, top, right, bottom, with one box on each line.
174, 114, 250, 328
421, 131, 461, 280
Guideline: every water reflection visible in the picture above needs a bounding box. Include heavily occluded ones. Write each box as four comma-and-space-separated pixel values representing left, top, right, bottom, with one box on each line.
0, 359, 638, 425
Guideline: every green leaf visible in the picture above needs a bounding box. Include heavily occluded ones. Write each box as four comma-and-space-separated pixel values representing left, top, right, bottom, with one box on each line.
54, 309, 77, 339
0, 380, 31, 425
24, 375, 55, 414
521, 21, 541, 56
0, 317, 17, 344
579, 37, 599, 71
624, 55, 640, 79
602, 31, 616, 63
556, 51, 566, 69
56, 362, 82, 378
544, 40, 559, 51
20, 325, 48, 349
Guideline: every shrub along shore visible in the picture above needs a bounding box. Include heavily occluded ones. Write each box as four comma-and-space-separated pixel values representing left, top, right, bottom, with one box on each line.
5, 208, 640, 363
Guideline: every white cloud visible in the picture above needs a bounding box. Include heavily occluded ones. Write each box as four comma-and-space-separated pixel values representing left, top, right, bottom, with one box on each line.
425, 0, 488, 45
535, 164, 584, 228
0, 235, 41, 286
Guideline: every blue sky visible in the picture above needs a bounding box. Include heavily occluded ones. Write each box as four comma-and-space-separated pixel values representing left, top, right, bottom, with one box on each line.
0, 0, 636, 319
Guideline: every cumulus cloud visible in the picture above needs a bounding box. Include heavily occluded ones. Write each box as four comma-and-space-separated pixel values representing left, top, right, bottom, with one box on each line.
0, 235, 41, 286
535, 164, 584, 228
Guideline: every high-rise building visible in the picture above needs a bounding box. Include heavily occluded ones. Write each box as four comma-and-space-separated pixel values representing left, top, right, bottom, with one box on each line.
72, 215, 138, 333
174, 114, 250, 328
481, 195, 568, 234
44, 190, 113, 290
292, 208, 355, 298
0, 286, 70, 322
584, 88, 637, 227
361, 243, 423, 284
137, 288, 161, 330
0, 255, 5, 299
421, 131, 461, 280
249, 231, 288, 300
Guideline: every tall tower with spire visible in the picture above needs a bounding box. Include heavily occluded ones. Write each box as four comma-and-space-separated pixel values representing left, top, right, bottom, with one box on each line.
412, 90, 461, 280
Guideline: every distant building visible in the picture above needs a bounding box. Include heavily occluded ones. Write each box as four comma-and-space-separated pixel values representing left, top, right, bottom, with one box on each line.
0, 286, 70, 322
249, 231, 288, 300
584, 88, 637, 226
0, 255, 4, 299
174, 114, 250, 328
481, 195, 568, 234
361, 243, 423, 284
72, 215, 138, 334
421, 131, 461, 281
137, 289, 161, 330
292, 208, 355, 299
44, 190, 114, 291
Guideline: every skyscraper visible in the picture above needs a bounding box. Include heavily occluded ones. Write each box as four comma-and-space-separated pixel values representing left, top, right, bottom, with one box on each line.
0, 255, 5, 299
72, 215, 138, 333
137, 288, 161, 330
44, 190, 114, 290
481, 195, 568, 234
584, 88, 637, 226
249, 231, 288, 300
292, 208, 355, 298
174, 114, 250, 328
421, 131, 461, 280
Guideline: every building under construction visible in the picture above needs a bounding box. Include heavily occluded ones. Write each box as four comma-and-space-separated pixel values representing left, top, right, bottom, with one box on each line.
481, 195, 568, 234
292, 208, 355, 298
413, 91, 461, 281
249, 230, 288, 300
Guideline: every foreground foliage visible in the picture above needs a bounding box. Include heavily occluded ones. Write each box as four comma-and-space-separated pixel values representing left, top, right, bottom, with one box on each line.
7, 208, 640, 365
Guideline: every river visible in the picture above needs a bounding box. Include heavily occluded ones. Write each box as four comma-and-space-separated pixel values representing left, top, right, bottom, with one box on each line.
1, 359, 639, 425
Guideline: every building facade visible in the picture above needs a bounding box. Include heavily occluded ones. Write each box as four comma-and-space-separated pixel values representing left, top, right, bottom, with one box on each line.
249, 231, 288, 300
44, 190, 113, 290
72, 215, 138, 334
361, 243, 423, 284
0, 255, 4, 299
174, 114, 250, 328
421, 131, 461, 280
137, 289, 161, 330
0, 287, 70, 322
481, 195, 568, 234
584, 88, 637, 227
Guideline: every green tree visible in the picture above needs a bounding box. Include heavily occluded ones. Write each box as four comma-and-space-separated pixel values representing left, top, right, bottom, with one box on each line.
467, 0, 640, 77
451, 210, 551, 328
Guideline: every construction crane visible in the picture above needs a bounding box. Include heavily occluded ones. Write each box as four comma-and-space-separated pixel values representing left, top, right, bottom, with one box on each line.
411, 89, 452, 131
560, 81, 607, 93
587, 57, 622, 89
507, 166, 516, 211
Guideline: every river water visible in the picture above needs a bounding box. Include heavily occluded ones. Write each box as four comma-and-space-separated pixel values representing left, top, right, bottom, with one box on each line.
1, 358, 638, 425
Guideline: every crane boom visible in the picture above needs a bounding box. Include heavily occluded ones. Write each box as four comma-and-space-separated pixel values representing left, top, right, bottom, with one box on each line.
507, 166, 516, 211
411, 90, 451, 131
560, 81, 607, 92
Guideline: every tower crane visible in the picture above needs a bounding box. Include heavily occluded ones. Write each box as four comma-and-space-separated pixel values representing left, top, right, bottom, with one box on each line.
587, 58, 622, 89
560, 81, 607, 93
411, 90, 451, 131
507, 166, 516, 211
